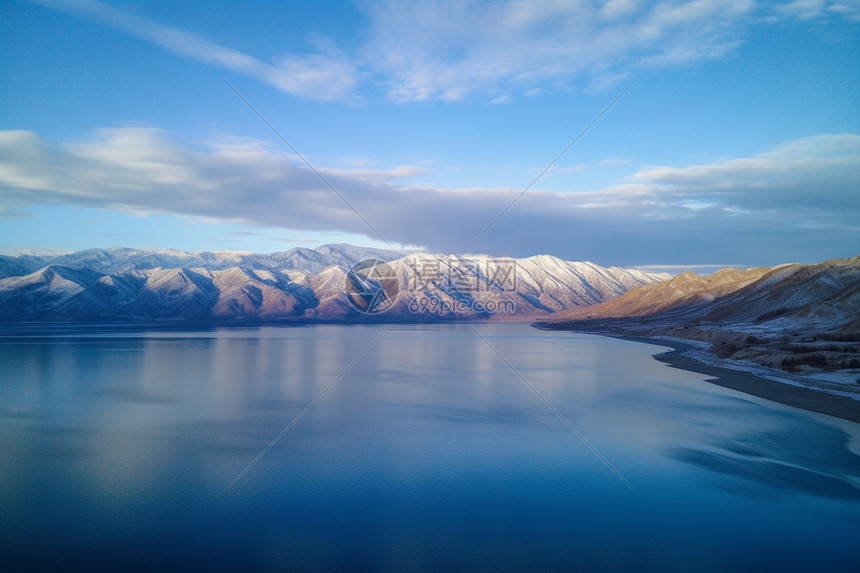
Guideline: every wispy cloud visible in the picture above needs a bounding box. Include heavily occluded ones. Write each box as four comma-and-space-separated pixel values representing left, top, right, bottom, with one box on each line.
362, 0, 755, 102
631, 135, 860, 213
542, 165, 591, 176
274, 237, 318, 243
0, 128, 857, 264
30, 0, 860, 103
774, 0, 860, 22
0, 247, 75, 256
30, 0, 359, 101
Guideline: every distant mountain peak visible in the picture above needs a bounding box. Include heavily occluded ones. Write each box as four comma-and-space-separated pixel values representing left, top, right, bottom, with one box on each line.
0, 245, 669, 323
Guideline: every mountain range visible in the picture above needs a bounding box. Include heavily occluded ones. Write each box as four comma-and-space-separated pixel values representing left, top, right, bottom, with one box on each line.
543, 255, 860, 377
0, 244, 414, 279
0, 244, 669, 322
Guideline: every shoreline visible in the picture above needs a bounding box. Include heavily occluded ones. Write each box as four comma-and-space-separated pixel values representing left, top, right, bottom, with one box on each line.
603, 333, 860, 424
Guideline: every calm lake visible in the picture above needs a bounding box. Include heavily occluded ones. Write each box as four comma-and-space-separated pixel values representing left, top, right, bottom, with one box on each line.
1, 323, 859, 571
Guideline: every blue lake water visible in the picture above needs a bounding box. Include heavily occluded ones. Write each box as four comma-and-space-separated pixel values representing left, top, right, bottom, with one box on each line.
1, 323, 859, 571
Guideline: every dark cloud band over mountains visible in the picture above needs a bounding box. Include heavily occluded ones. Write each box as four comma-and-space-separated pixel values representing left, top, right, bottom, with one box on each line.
1, 128, 857, 265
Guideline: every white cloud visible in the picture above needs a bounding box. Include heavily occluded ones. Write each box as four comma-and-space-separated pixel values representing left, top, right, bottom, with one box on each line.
632, 135, 860, 213
0, 247, 75, 256
30, 0, 359, 101
0, 129, 857, 264
274, 237, 318, 243
363, 0, 759, 101
264, 55, 359, 102
31, 0, 859, 104
321, 165, 431, 182
542, 165, 591, 175
600, 0, 642, 21
776, 0, 860, 21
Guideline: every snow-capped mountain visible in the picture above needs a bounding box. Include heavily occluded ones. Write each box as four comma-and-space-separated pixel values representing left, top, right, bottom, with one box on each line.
0, 243, 416, 278
0, 246, 669, 322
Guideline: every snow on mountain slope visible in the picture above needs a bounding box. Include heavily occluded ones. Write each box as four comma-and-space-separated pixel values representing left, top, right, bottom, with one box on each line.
516, 256, 671, 310
0, 244, 416, 278
0, 255, 48, 279
369, 253, 670, 319
0, 246, 668, 322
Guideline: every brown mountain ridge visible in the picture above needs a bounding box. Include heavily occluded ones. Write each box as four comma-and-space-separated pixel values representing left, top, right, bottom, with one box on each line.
542, 256, 860, 381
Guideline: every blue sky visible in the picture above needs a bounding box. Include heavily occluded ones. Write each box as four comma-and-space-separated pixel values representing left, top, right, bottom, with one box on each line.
1, 0, 858, 269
